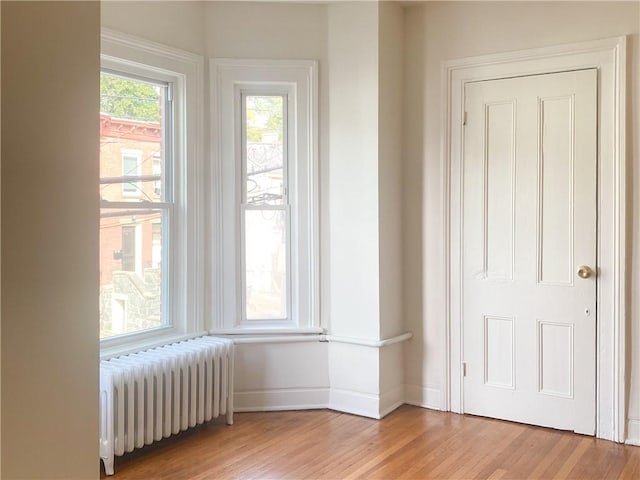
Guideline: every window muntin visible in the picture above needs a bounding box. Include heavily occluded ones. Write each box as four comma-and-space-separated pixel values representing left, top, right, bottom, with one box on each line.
99, 70, 172, 340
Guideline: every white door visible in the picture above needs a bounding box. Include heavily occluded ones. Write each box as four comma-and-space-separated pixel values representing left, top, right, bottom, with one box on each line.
462, 69, 597, 435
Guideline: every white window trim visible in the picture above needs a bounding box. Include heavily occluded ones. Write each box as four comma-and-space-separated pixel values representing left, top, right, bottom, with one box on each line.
210, 58, 320, 334
100, 29, 205, 358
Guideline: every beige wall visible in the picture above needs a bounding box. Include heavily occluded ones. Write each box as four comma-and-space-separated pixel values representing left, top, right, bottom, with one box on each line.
0, 1, 3, 472
1, 2, 100, 478
402, 1, 640, 431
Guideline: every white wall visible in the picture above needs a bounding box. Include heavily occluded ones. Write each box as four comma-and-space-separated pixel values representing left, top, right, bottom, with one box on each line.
328, 1, 381, 340
204, 1, 326, 61
1, 2, 100, 478
378, 2, 404, 341
377, 1, 406, 413
101, 1, 206, 55
402, 2, 640, 440
326, 2, 408, 418
234, 341, 329, 411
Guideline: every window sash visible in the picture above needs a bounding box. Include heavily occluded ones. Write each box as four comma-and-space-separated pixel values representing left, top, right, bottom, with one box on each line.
240, 93, 292, 323
241, 93, 288, 206
99, 67, 174, 341
240, 204, 291, 322
99, 205, 172, 339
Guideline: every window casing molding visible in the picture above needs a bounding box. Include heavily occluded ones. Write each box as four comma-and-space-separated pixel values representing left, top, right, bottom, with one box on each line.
210, 59, 320, 333
100, 29, 205, 358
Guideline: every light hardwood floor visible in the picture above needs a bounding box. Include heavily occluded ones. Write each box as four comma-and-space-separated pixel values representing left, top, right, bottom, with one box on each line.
102, 405, 640, 479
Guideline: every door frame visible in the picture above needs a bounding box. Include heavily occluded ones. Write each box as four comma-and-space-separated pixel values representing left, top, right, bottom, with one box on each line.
442, 36, 627, 442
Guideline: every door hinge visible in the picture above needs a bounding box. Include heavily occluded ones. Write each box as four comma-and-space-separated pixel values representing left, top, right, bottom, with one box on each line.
462, 362, 467, 377
463, 111, 468, 126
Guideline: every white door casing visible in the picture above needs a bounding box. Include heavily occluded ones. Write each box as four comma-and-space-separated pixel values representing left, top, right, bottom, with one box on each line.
443, 37, 626, 442
462, 70, 597, 434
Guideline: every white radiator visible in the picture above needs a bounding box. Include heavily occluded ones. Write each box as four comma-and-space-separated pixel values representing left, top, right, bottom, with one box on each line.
99, 336, 234, 476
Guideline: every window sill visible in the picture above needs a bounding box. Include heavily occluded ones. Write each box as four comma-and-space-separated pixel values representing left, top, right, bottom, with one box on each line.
207, 331, 414, 347
100, 330, 208, 361
209, 327, 325, 335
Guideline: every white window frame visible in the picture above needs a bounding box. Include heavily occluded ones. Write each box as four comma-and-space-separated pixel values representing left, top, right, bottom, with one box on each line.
211, 59, 320, 334
100, 29, 204, 358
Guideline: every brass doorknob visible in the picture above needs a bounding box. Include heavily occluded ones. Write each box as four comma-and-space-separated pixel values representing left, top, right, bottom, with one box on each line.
577, 265, 594, 279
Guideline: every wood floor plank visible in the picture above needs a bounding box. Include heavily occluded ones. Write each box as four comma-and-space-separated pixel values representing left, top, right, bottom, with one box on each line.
102, 406, 640, 479
525, 433, 573, 479
486, 469, 508, 480
552, 437, 592, 479
617, 450, 640, 479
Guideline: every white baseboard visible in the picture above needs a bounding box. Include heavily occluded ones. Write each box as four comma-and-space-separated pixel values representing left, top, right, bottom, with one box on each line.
626, 418, 640, 446
234, 388, 329, 412
329, 388, 383, 419
404, 384, 442, 410
234, 386, 407, 419
233, 384, 445, 418
379, 385, 405, 418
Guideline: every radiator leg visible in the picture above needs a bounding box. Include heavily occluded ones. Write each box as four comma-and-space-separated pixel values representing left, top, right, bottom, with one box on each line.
226, 343, 234, 426
226, 408, 234, 425
102, 456, 115, 476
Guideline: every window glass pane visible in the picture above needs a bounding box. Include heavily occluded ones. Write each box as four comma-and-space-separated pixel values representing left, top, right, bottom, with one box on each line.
121, 153, 141, 195
245, 209, 287, 319
245, 95, 284, 206
100, 72, 165, 203
100, 209, 164, 339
